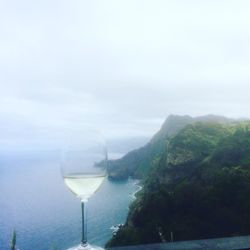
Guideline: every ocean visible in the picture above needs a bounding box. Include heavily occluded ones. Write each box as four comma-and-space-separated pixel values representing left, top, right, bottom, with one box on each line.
0, 153, 139, 250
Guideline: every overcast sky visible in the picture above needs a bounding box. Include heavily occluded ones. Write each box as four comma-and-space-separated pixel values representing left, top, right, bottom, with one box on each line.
0, 0, 250, 151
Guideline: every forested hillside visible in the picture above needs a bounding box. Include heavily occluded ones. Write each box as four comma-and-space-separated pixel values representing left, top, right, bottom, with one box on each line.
107, 115, 233, 179
107, 121, 250, 247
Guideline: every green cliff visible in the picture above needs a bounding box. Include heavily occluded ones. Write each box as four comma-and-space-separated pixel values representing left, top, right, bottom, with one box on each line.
106, 120, 250, 247
107, 115, 233, 180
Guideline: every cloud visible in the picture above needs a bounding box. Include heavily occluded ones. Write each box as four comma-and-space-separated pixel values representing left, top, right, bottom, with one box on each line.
0, 0, 250, 151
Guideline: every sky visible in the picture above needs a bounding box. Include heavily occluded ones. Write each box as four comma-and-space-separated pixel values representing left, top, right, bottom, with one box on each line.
0, 0, 250, 152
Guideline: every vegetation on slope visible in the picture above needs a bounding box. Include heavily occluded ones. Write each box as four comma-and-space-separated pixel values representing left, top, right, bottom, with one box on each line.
107, 115, 232, 180
106, 121, 250, 247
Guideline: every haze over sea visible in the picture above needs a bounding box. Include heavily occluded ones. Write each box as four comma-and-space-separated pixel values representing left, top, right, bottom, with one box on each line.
0, 152, 139, 250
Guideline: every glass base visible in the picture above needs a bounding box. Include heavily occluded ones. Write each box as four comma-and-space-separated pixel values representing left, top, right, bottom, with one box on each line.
67, 243, 104, 250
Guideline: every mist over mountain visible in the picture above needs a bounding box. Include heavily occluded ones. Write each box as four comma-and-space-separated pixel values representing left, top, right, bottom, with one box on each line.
107, 137, 150, 159
107, 114, 235, 179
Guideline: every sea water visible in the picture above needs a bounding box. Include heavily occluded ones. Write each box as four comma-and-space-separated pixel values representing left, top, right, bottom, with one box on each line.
0, 153, 138, 250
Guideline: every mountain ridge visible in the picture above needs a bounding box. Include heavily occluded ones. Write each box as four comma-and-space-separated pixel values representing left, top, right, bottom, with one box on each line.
107, 114, 235, 180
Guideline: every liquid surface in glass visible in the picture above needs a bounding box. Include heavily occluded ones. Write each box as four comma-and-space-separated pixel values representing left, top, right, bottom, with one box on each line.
64, 174, 105, 201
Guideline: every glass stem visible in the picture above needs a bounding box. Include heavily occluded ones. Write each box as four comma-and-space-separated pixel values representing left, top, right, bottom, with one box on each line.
81, 201, 87, 245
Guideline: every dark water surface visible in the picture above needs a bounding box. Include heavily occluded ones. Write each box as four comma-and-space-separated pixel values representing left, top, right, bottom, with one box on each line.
0, 153, 137, 250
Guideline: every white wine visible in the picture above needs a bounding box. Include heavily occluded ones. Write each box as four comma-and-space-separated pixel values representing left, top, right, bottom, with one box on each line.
64, 174, 105, 201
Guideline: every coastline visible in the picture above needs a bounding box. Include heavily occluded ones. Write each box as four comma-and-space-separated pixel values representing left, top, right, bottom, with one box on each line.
129, 178, 143, 201
110, 178, 143, 235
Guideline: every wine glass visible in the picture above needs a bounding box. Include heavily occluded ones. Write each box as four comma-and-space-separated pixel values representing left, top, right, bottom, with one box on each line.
61, 130, 107, 250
